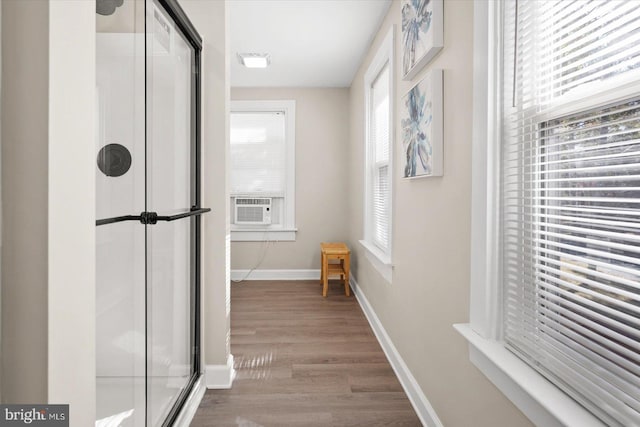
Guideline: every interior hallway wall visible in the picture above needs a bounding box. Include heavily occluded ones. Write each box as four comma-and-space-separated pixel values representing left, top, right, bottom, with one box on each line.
1, 0, 49, 403
346, 1, 532, 426
230, 88, 350, 272
181, 0, 231, 370
2, 1, 96, 425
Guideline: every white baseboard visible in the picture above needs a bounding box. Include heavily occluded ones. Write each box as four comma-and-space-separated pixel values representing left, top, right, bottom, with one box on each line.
350, 276, 443, 427
173, 375, 206, 427
205, 354, 235, 389
231, 269, 320, 281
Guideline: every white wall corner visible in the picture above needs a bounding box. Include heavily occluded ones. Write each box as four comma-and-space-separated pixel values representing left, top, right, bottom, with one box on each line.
230, 269, 320, 281
48, 1, 96, 424
350, 276, 443, 427
206, 354, 235, 389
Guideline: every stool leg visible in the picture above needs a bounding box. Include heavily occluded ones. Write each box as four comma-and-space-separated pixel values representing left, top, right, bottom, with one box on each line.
322, 263, 329, 297
344, 255, 350, 296
322, 259, 329, 297
320, 252, 324, 286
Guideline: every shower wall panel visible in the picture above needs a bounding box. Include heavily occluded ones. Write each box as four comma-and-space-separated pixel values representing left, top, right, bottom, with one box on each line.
96, 34, 145, 378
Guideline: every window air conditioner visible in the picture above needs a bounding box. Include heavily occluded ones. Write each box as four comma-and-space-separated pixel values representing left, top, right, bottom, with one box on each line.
234, 198, 272, 225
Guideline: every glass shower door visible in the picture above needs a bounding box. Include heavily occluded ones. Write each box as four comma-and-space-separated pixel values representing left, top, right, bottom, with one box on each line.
96, 0, 204, 425
145, 1, 202, 424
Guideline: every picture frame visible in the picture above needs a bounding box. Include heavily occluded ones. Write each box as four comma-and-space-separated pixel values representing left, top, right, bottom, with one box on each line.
400, 69, 443, 178
401, 0, 444, 80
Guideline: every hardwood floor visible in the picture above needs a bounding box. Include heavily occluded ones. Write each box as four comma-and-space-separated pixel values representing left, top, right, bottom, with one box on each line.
191, 280, 422, 427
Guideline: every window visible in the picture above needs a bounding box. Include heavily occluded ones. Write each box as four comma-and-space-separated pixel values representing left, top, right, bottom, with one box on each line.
230, 100, 296, 241
461, 1, 640, 426
371, 65, 391, 250
360, 27, 394, 283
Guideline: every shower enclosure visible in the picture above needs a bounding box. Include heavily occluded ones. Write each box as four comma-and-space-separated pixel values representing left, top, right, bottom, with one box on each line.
95, 1, 206, 425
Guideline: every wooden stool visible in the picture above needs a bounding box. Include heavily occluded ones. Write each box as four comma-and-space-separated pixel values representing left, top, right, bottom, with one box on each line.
320, 242, 350, 297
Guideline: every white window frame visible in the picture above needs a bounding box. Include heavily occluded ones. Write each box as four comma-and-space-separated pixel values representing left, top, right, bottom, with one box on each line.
360, 26, 394, 284
454, 2, 615, 426
230, 100, 296, 242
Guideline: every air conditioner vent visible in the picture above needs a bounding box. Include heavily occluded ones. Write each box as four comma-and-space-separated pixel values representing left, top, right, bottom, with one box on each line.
236, 198, 271, 205
234, 198, 272, 225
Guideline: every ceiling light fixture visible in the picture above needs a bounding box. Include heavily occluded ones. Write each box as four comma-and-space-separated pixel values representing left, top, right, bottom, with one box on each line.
237, 53, 271, 68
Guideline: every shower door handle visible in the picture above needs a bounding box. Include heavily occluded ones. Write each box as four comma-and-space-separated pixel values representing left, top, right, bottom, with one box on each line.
96, 214, 143, 226
96, 207, 211, 226
155, 207, 211, 222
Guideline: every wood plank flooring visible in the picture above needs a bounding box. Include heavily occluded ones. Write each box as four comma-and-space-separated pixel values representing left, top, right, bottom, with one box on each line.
191, 280, 422, 426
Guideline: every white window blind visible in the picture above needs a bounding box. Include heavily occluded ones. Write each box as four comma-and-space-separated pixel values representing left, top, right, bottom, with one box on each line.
371, 63, 391, 251
502, 1, 640, 426
230, 112, 285, 195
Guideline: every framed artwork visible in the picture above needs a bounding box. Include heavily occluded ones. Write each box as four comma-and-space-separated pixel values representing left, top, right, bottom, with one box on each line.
401, 0, 444, 80
400, 69, 443, 178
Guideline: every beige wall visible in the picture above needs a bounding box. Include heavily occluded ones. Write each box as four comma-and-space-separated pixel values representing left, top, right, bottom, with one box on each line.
2, 2, 96, 425
182, 0, 231, 368
1, 0, 49, 403
230, 88, 350, 271
347, 1, 532, 426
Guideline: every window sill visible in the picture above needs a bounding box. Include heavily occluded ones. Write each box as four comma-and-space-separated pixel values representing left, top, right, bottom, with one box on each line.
454, 323, 605, 427
358, 240, 392, 284
231, 228, 297, 242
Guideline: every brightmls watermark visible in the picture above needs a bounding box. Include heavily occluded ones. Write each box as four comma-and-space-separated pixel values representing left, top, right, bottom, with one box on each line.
0, 405, 68, 426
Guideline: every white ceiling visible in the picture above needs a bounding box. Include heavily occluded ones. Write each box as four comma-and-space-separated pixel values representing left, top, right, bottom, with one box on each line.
229, 0, 392, 88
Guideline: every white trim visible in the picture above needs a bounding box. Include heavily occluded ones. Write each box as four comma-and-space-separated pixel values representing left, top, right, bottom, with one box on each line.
230, 228, 297, 242
205, 354, 235, 389
363, 26, 395, 265
172, 375, 206, 427
350, 275, 442, 427
454, 324, 605, 427
230, 100, 296, 235
469, 0, 502, 340
230, 269, 320, 281
358, 239, 393, 284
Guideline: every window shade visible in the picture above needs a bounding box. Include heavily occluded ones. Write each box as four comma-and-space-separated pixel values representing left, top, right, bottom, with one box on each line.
502, 1, 640, 425
371, 63, 391, 251
230, 112, 285, 195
